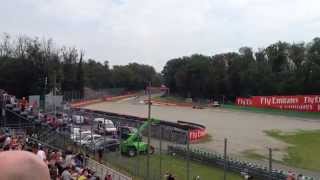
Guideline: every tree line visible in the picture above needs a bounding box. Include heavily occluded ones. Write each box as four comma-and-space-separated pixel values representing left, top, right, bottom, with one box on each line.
1, 33, 319, 100
0, 33, 160, 98
162, 38, 320, 100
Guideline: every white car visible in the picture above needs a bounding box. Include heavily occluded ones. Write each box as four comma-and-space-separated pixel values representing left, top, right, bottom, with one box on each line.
93, 118, 117, 134
79, 134, 102, 145
71, 129, 92, 142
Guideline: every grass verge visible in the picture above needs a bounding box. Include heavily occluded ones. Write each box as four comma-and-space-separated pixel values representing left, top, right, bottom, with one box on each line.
153, 95, 187, 103
222, 104, 320, 119
103, 153, 242, 180
265, 129, 320, 171
242, 149, 266, 160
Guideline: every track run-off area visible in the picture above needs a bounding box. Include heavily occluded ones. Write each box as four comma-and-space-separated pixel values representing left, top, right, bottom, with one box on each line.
83, 95, 320, 163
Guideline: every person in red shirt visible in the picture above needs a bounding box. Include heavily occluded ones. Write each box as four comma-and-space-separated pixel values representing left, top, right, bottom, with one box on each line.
20, 97, 27, 111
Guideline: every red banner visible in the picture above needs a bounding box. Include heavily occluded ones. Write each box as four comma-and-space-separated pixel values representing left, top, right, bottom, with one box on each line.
189, 128, 206, 141
236, 95, 320, 112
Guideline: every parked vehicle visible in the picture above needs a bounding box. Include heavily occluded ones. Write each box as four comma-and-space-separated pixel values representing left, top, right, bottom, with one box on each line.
85, 138, 119, 152
79, 134, 101, 145
117, 126, 137, 140
72, 115, 85, 124
93, 118, 117, 135
70, 129, 92, 142
120, 119, 159, 157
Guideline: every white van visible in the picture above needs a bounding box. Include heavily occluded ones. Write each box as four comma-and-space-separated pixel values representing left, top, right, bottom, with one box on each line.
72, 115, 85, 124
93, 118, 117, 134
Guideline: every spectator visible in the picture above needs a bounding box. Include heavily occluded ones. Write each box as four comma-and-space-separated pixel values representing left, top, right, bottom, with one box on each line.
97, 147, 104, 163
10, 95, 16, 105
20, 97, 28, 111
3, 135, 11, 149
0, 151, 50, 180
65, 151, 74, 167
78, 169, 89, 180
164, 171, 169, 179
61, 166, 72, 180
168, 174, 175, 180
48, 163, 59, 180
105, 174, 112, 180
287, 170, 295, 180
37, 145, 47, 161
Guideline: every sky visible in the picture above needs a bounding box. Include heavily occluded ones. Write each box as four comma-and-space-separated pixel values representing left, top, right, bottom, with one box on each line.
1, 0, 320, 71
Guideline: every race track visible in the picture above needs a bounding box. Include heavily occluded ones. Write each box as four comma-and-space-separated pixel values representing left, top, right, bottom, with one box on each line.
83, 97, 320, 160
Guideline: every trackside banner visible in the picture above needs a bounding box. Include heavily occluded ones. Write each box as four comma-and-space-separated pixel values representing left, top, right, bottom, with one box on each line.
236, 95, 320, 112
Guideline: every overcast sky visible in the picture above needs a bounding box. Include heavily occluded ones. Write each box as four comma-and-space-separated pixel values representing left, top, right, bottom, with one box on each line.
1, 0, 320, 71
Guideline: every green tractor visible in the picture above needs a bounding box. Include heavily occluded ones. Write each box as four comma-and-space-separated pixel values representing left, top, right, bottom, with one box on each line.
120, 118, 159, 157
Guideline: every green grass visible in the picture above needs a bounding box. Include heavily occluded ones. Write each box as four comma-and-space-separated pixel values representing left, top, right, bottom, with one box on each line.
222, 104, 320, 119
242, 149, 266, 160
103, 153, 242, 180
265, 129, 320, 171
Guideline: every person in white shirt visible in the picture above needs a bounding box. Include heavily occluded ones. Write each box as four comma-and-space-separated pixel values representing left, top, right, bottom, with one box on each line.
37, 146, 47, 161
3, 135, 11, 148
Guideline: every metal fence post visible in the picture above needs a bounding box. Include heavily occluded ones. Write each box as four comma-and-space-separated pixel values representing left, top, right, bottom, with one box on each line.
187, 129, 190, 180
104, 118, 106, 145
160, 125, 162, 180
269, 148, 273, 180
119, 122, 122, 158
224, 138, 227, 180
147, 82, 151, 180
79, 126, 82, 154
137, 140, 140, 177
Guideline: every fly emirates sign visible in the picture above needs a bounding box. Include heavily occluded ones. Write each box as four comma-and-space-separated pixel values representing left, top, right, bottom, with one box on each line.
236, 95, 320, 112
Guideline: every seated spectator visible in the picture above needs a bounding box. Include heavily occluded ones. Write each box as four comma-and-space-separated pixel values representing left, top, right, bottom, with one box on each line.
105, 174, 112, 180
61, 166, 72, 180
78, 169, 89, 180
0, 151, 50, 180
48, 162, 59, 180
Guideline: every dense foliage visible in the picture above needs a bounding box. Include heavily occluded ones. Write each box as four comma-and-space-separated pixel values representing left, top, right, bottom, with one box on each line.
1, 33, 320, 100
162, 39, 320, 100
0, 34, 160, 98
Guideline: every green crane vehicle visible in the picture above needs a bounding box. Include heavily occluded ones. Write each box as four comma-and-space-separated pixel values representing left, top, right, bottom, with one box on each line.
120, 118, 160, 157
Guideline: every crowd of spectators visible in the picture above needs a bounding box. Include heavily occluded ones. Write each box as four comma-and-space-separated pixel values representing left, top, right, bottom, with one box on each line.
0, 129, 114, 180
